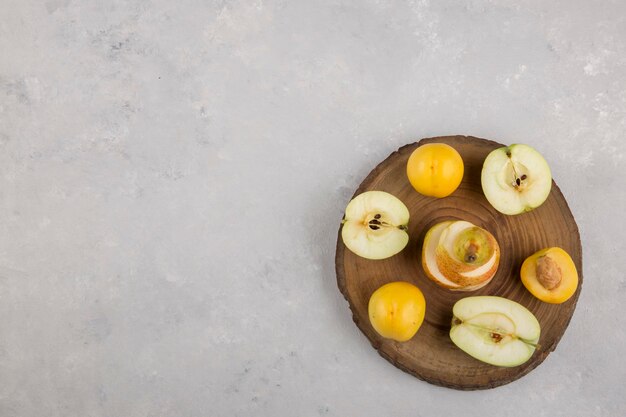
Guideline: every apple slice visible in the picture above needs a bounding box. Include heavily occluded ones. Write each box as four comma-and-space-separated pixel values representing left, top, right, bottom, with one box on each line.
422, 220, 500, 291
450, 296, 541, 367
481, 144, 552, 215
341, 191, 410, 260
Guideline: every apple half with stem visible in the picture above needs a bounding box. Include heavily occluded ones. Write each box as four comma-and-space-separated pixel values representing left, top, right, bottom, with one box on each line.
481, 144, 552, 215
341, 191, 410, 260
422, 220, 500, 291
450, 296, 541, 367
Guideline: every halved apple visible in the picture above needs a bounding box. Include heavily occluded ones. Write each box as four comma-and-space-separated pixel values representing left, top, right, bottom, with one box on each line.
341, 191, 410, 260
450, 296, 541, 367
422, 220, 500, 291
481, 144, 552, 215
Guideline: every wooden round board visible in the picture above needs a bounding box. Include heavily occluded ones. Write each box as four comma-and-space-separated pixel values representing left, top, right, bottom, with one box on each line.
335, 135, 582, 390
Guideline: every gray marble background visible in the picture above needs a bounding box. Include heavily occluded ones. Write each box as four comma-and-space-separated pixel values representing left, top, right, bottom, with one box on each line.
1, 1, 625, 416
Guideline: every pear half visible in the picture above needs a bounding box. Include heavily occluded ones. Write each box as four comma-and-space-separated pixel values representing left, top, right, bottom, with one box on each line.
450, 296, 541, 367
481, 144, 552, 215
341, 191, 410, 260
422, 220, 500, 291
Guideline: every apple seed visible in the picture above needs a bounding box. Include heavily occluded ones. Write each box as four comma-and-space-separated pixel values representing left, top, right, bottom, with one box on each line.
490, 332, 503, 343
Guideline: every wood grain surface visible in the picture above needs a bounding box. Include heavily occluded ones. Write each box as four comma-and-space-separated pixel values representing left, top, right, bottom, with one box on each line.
335, 136, 583, 390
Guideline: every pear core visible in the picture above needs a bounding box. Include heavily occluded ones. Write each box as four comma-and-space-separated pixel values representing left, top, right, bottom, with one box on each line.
422, 220, 500, 291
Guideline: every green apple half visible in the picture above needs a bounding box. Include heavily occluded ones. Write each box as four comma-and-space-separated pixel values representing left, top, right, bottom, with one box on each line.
450, 296, 541, 367
422, 220, 500, 291
341, 191, 409, 260
481, 144, 552, 215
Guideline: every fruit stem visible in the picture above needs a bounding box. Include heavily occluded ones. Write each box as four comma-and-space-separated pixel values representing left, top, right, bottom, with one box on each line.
522, 340, 541, 350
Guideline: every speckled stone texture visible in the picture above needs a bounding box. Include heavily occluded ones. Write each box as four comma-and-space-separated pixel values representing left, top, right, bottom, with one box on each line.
1, 1, 624, 416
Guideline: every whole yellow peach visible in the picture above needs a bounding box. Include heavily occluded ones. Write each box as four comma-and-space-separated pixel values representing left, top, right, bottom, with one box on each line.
368, 281, 426, 342
406, 143, 464, 198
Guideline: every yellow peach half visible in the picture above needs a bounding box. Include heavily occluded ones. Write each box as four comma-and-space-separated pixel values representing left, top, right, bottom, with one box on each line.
520, 247, 578, 304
